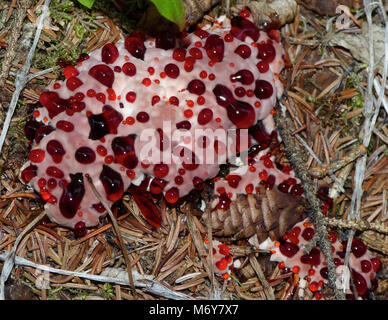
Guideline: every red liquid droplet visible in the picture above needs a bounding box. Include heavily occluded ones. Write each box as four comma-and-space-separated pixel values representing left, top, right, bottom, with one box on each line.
204, 34, 225, 62
176, 120, 192, 130
24, 119, 43, 141
213, 84, 235, 107
254, 80, 273, 99
257, 42, 276, 63
226, 100, 255, 128
75, 147, 96, 164
302, 227, 315, 241
279, 241, 299, 258
231, 16, 260, 41
99, 165, 124, 202
164, 63, 180, 78
88, 105, 123, 140
230, 69, 254, 85
46, 140, 65, 163
66, 77, 83, 91
89, 64, 114, 88
21, 164, 38, 182
351, 238, 367, 258
101, 43, 119, 64
56, 120, 74, 132
234, 44, 251, 59
74, 221, 87, 238
124, 36, 146, 60
46, 166, 64, 178
165, 187, 179, 203
226, 175, 241, 188
59, 173, 85, 219
111, 134, 138, 169
187, 79, 206, 95
172, 48, 186, 61
122, 62, 136, 76
39, 91, 70, 118
352, 270, 367, 296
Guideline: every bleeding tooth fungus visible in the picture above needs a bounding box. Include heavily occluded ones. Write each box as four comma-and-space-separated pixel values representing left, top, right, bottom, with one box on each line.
21, 9, 379, 295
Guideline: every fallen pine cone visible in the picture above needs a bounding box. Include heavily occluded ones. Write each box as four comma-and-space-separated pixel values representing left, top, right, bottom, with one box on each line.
202, 184, 306, 242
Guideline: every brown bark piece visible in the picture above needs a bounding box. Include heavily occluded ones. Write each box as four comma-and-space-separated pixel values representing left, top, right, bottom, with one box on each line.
202, 184, 306, 241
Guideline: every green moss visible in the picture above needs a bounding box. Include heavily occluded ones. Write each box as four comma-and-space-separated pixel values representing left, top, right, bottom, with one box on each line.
33, 0, 98, 70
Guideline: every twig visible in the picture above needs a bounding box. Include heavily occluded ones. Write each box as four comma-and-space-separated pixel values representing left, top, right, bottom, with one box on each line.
0, 211, 46, 300
343, 0, 384, 292
324, 216, 388, 234
274, 104, 345, 300
86, 175, 137, 299
0, 252, 192, 300
0, 0, 50, 154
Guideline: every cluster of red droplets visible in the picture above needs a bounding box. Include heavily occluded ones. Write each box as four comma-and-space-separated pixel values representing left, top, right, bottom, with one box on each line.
264, 218, 381, 299
21, 10, 285, 229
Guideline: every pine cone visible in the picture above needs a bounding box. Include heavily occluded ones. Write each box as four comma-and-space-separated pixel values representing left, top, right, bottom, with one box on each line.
203, 184, 306, 242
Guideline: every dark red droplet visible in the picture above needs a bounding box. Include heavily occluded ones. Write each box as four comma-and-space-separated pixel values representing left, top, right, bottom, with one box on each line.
193, 177, 204, 190
204, 34, 225, 62
320, 267, 328, 279
361, 260, 372, 273
75, 147, 96, 164
56, 120, 74, 132
352, 270, 367, 296
122, 62, 136, 76
21, 164, 38, 182
66, 77, 83, 91
194, 28, 209, 39
257, 42, 276, 63
74, 221, 87, 238
88, 105, 123, 140
153, 164, 169, 178
35, 125, 55, 143
254, 80, 274, 99
279, 241, 299, 258
226, 100, 255, 128
99, 165, 124, 202
101, 43, 119, 64
124, 36, 146, 60
46, 166, 64, 178
165, 187, 179, 203
197, 108, 213, 125
234, 44, 251, 59
46, 140, 66, 163
89, 64, 114, 88
187, 79, 206, 95
351, 238, 367, 258
231, 16, 260, 41
216, 193, 231, 210
172, 48, 186, 62
371, 258, 381, 272
24, 119, 43, 141
176, 120, 192, 130
300, 247, 321, 266
155, 31, 176, 50
230, 69, 254, 85
111, 134, 138, 169
39, 91, 69, 118
213, 84, 235, 107
136, 111, 150, 123
179, 147, 199, 171
149, 178, 167, 195
226, 175, 241, 188
301, 227, 315, 241
164, 63, 180, 79
290, 184, 304, 196
59, 173, 85, 219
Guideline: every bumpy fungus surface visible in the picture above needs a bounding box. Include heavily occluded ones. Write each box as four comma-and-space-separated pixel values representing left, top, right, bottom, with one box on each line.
22, 11, 288, 229
255, 218, 381, 299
